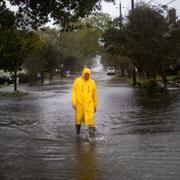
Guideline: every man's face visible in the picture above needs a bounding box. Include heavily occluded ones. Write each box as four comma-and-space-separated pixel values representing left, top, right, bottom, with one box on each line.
84, 73, 90, 81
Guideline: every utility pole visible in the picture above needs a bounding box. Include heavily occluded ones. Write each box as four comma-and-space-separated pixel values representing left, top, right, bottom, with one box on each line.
119, 2, 122, 29
131, 0, 136, 87
131, 0, 134, 10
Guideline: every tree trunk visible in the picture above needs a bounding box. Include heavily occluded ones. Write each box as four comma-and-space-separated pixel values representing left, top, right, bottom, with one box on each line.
162, 75, 167, 90
132, 66, 136, 87
120, 66, 125, 77
14, 70, 17, 91
40, 72, 44, 84
49, 72, 53, 81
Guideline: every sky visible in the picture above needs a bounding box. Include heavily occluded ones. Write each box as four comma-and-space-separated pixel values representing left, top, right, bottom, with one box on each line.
101, 0, 180, 18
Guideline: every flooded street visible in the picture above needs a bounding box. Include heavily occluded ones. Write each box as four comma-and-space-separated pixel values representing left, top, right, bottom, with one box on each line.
0, 72, 180, 180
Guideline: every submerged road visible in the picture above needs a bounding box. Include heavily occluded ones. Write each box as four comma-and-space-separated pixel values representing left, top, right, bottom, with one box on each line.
0, 72, 180, 180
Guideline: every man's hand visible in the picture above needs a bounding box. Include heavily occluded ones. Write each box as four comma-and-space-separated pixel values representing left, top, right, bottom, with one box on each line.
73, 105, 76, 111
94, 107, 97, 113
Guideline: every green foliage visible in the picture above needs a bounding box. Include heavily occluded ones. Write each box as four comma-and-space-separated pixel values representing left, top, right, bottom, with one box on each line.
60, 31, 82, 59
0, 29, 23, 72
101, 17, 131, 74
103, 26, 127, 56
4, 0, 114, 28
102, 2, 180, 88
0, 7, 45, 90
143, 79, 161, 92
0, 27, 45, 90
78, 28, 100, 57
40, 39, 62, 79
127, 3, 168, 78
59, 14, 110, 70
0, 91, 28, 97
0, 4, 16, 29
24, 33, 62, 82
84, 13, 112, 32
1, 7, 111, 84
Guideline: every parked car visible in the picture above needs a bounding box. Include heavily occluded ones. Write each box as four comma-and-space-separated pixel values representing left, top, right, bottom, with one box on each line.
65, 70, 71, 77
0, 75, 13, 84
106, 67, 116, 75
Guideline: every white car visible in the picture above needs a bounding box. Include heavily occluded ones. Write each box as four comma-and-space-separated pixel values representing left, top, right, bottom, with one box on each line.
65, 70, 71, 77
106, 67, 116, 75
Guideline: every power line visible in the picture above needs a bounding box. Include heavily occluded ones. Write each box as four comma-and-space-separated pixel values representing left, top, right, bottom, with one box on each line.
148, 0, 176, 6
151, 0, 177, 12
147, 0, 153, 4
165, 0, 176, 6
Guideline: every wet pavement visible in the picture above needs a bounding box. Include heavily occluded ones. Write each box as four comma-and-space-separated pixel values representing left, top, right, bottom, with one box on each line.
0, 72, 180, 180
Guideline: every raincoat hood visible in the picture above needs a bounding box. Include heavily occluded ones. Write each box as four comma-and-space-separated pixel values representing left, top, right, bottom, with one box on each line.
82, 68, 91, 79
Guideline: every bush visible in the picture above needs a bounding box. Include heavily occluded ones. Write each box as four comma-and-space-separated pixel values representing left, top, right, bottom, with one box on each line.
172, 75, 180, 81
143, 79, 161, 92
18, 73, 29, 84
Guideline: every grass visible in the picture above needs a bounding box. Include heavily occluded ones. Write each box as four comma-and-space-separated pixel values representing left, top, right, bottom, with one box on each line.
112, 75, 144, 87
114, 73, 180, 84
0, 91, 28, 97
0, 84, 8, 89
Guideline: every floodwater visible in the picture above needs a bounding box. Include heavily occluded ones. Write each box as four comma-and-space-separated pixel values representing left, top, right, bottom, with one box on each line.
0, 72, 180, 180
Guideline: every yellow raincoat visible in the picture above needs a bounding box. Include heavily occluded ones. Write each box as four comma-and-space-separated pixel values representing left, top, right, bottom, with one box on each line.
72, 68, 97, 126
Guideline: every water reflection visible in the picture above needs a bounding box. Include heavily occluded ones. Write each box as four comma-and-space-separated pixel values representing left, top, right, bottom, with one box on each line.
127, 90, 179, 134
75, 141, 100, 180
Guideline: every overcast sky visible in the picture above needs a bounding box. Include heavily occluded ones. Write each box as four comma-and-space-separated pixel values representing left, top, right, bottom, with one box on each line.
101, 0, 180, 18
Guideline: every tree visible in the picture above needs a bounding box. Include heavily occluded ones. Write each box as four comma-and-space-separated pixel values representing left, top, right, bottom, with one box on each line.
126, 3, 168, 79
84, 13, 112, 32
0, 7, 22, 91
158, 26, 180, 88
127, 3, 180, 89
4, 0, 114, 28
58, 29, 99, 71
101, 17, 130, 76
39, 39, 62, 81
24, 30, 62, 84
0, 29, 44, 90
0, 2, 16, 29
58, 14, 110, 71
102, 3, 180, 89
0, 5, 45, 90
78, 28, 100, 57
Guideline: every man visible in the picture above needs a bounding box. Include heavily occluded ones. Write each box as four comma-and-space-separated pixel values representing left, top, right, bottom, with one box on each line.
72, 67, 97, 136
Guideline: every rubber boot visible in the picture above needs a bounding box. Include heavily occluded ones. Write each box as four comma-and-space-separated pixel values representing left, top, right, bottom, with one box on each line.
76, 124, 81, 134
89, 127, 95, 138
